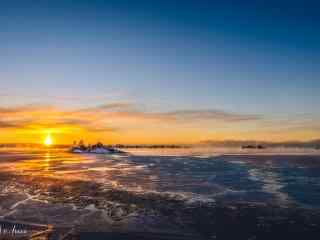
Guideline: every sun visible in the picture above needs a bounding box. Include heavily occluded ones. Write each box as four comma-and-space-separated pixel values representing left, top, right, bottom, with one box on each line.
44, 134, 53, 146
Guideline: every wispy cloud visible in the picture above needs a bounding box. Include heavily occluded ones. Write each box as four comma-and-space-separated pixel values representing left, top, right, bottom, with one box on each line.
80, 102, 135, 112
1, 103, 319, 143
161, 110, 261, 122
76, 104, 261, 123
0, 120, 21, 128
0, 103, 260, 133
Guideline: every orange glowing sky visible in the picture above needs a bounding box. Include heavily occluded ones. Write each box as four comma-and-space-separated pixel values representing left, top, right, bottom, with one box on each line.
0, 103, 319, 145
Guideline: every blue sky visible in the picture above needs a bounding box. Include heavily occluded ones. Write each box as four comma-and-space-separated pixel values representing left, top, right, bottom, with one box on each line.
0, 0, 319, 143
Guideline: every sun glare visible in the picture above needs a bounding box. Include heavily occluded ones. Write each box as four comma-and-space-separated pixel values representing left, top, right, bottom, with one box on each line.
44, 134, 53, 146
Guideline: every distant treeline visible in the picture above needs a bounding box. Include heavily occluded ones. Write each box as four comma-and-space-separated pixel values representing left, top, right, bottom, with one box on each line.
1, 140, 319, 149
110, 144, 190, 149
0, 143, 190, 149
200, 139, 320, 149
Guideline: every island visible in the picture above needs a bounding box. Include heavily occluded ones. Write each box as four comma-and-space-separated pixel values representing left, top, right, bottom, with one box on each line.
241, 144, 266, 149
70, 141, 127, 154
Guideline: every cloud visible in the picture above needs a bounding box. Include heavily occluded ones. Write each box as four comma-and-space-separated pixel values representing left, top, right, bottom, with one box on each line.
0, 103, 261, 134
0, 119, 34, 129
76, 104, 261, 123
161, 110, 261, 122
0, 91, 126, 104
1, 103, 319, 143
0, 120, 19, 128
0, 105, 40, 114
81, 102, 135, 112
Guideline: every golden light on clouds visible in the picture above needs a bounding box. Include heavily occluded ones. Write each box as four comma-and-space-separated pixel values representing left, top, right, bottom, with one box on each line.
0, 104, 319, 144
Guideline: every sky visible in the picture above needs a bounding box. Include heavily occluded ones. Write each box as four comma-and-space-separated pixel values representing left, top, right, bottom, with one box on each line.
0, 0, 319, 144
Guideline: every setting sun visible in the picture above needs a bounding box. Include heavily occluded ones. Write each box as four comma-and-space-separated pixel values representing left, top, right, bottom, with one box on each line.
44, 134, 53, 146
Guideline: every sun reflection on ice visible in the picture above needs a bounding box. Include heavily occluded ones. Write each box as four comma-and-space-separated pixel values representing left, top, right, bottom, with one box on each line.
44, 152, 51, 172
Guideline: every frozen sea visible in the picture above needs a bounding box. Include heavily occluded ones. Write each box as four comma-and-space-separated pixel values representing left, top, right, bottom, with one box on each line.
0, 147, 320, 239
